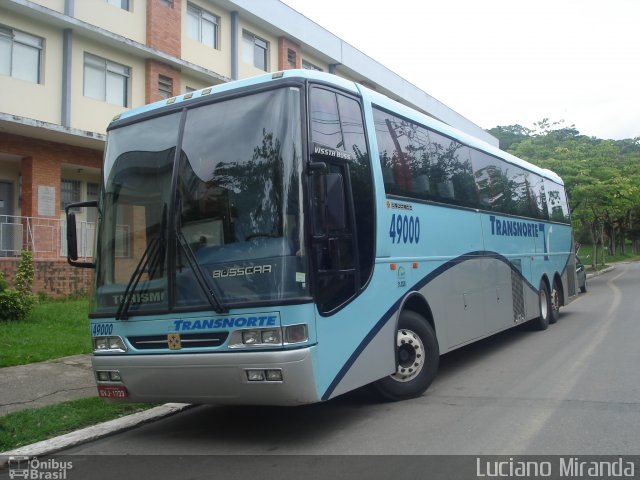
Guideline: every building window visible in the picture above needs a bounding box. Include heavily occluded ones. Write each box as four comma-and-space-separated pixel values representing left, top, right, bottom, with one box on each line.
106, 0, 130, 10
287, 49, 296, 68
86, 182, 100, 223
186, 3, 219, 49
243, 31, 268, 71
158, 74, 173, 99
61, 179, 81, 212
0, 26, 43, 83
160, 0, 173, 6
302, 59, 323, 72
83, 53, 130, 107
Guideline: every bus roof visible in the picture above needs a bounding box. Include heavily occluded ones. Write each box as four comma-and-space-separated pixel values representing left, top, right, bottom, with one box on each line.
110, 69, 358, 125
110, 69, 563, 186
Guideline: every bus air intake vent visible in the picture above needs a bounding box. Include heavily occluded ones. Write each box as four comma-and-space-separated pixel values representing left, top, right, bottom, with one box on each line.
511, 268, 525, 323
129, 332, 229, 350
567, 267, 576, 296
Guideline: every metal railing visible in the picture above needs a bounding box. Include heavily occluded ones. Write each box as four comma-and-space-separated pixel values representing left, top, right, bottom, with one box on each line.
0, 215, 96, 259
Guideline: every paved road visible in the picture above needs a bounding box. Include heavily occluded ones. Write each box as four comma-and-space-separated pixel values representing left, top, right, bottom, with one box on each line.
60, 263, 640, 458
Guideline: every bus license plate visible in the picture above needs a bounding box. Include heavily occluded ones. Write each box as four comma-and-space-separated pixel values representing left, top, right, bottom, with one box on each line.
98, 385, 128, 399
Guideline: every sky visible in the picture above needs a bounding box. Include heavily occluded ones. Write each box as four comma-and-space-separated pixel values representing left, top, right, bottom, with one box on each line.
280, 0, 640, 140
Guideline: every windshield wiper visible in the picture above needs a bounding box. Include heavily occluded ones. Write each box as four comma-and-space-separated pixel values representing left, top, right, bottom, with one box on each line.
115, 205, 167, 320
176, 227, 228, 314
175, 194, 227, 314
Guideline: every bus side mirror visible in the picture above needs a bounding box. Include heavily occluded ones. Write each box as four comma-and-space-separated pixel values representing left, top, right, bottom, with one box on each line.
324, 173, 346, 231
65, 201, 99, 268
67, 212, 79, 261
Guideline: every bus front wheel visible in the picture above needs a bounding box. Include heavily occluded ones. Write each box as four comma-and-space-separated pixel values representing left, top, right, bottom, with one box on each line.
372, 310, 439, 401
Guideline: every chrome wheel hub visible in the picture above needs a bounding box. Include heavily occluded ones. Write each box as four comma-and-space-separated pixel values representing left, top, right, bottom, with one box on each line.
391, 328, 425, 383
540, 288, 549, 318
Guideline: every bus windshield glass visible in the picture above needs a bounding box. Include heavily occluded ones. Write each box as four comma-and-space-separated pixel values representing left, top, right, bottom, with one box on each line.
93, 87, 308, 315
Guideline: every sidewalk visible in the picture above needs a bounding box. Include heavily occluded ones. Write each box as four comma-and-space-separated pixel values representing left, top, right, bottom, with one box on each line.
0, 354, 96, 417
0, 354, 192, 459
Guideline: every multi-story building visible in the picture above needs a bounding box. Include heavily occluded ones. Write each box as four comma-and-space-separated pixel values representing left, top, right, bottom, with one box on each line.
0, 0, 496, 295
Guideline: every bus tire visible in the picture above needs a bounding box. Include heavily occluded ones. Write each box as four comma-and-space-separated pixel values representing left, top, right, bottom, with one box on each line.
549, 279, 561, 324
531, 281, 551, 331
371, 310, 439, 401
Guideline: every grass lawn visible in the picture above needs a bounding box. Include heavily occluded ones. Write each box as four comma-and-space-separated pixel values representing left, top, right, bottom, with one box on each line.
577, 244, 640, 270
0, 299, 156, 452
0, 298, 91, 368
0, 397, 153, 452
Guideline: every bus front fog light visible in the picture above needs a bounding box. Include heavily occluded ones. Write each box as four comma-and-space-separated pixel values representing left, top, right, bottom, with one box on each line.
284, 324, 308, 344
242, 330, 260, 345
261, 329, 281, 344
266, 369, 283, 382
109, 371, 122, 382
96, 371, 110, 382
246, 370, 265, 382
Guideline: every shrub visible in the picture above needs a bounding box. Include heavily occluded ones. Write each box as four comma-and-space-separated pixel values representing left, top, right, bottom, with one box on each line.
15, 250, 35, 296
0, 288, 29, 321
0, 251, 35, 321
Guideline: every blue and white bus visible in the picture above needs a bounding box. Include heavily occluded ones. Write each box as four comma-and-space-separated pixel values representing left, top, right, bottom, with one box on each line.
67, 69, 577, 405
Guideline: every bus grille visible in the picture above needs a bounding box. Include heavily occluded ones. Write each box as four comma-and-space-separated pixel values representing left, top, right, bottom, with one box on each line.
128, 332, 229, 350
511, 268, 525, 322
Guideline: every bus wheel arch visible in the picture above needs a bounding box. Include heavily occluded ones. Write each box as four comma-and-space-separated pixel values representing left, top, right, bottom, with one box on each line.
372, 295, 440, 401
401, 293, 436, 335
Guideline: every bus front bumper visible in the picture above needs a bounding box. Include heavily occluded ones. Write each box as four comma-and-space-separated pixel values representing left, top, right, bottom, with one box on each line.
91, 346, 319, 406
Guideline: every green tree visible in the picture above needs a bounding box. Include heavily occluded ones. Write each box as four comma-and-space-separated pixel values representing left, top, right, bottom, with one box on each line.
492, 121, 640, 265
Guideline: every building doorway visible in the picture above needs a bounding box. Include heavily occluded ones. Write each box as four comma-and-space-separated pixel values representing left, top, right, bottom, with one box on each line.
0, 181, 16, 256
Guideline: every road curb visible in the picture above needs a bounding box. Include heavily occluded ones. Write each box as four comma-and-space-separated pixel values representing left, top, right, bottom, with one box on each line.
585, 265, 615, 279
0, 402, 193, 462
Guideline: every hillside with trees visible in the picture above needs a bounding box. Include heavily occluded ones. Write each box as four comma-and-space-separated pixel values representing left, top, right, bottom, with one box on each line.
488, 120, 640, 267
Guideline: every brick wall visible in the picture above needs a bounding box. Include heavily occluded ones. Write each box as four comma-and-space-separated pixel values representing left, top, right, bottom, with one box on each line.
145, 59, 182, 104
0, 258, 93, 297
146, 0, 182, 57
278, 37, 301, 70
0, 132, 103, 219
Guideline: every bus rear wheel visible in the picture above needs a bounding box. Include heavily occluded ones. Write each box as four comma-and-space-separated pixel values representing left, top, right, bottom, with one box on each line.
371, 310, 439, 401
531, 281, 551, 331
549, 279, 561, 324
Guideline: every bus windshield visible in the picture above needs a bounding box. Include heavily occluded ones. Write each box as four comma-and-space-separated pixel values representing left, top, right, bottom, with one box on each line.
93, 87, 308, 315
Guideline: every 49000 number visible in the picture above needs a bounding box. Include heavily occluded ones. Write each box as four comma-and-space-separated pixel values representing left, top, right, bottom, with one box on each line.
389, 214, 420, 244
92, 323, 114, 336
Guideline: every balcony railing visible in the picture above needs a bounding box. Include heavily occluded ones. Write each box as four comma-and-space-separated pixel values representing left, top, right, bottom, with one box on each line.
0, 215, 95, 260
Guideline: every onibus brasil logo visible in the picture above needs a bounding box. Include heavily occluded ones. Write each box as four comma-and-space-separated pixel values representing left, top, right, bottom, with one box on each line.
8, 457, 73, 479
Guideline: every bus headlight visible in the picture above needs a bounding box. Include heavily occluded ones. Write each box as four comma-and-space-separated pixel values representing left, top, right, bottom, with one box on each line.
229, 327, 284, 348
261, 329, 281, 344
93, 336, 127, 353
242, 330, 260, 345
284, 324, 308, 344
